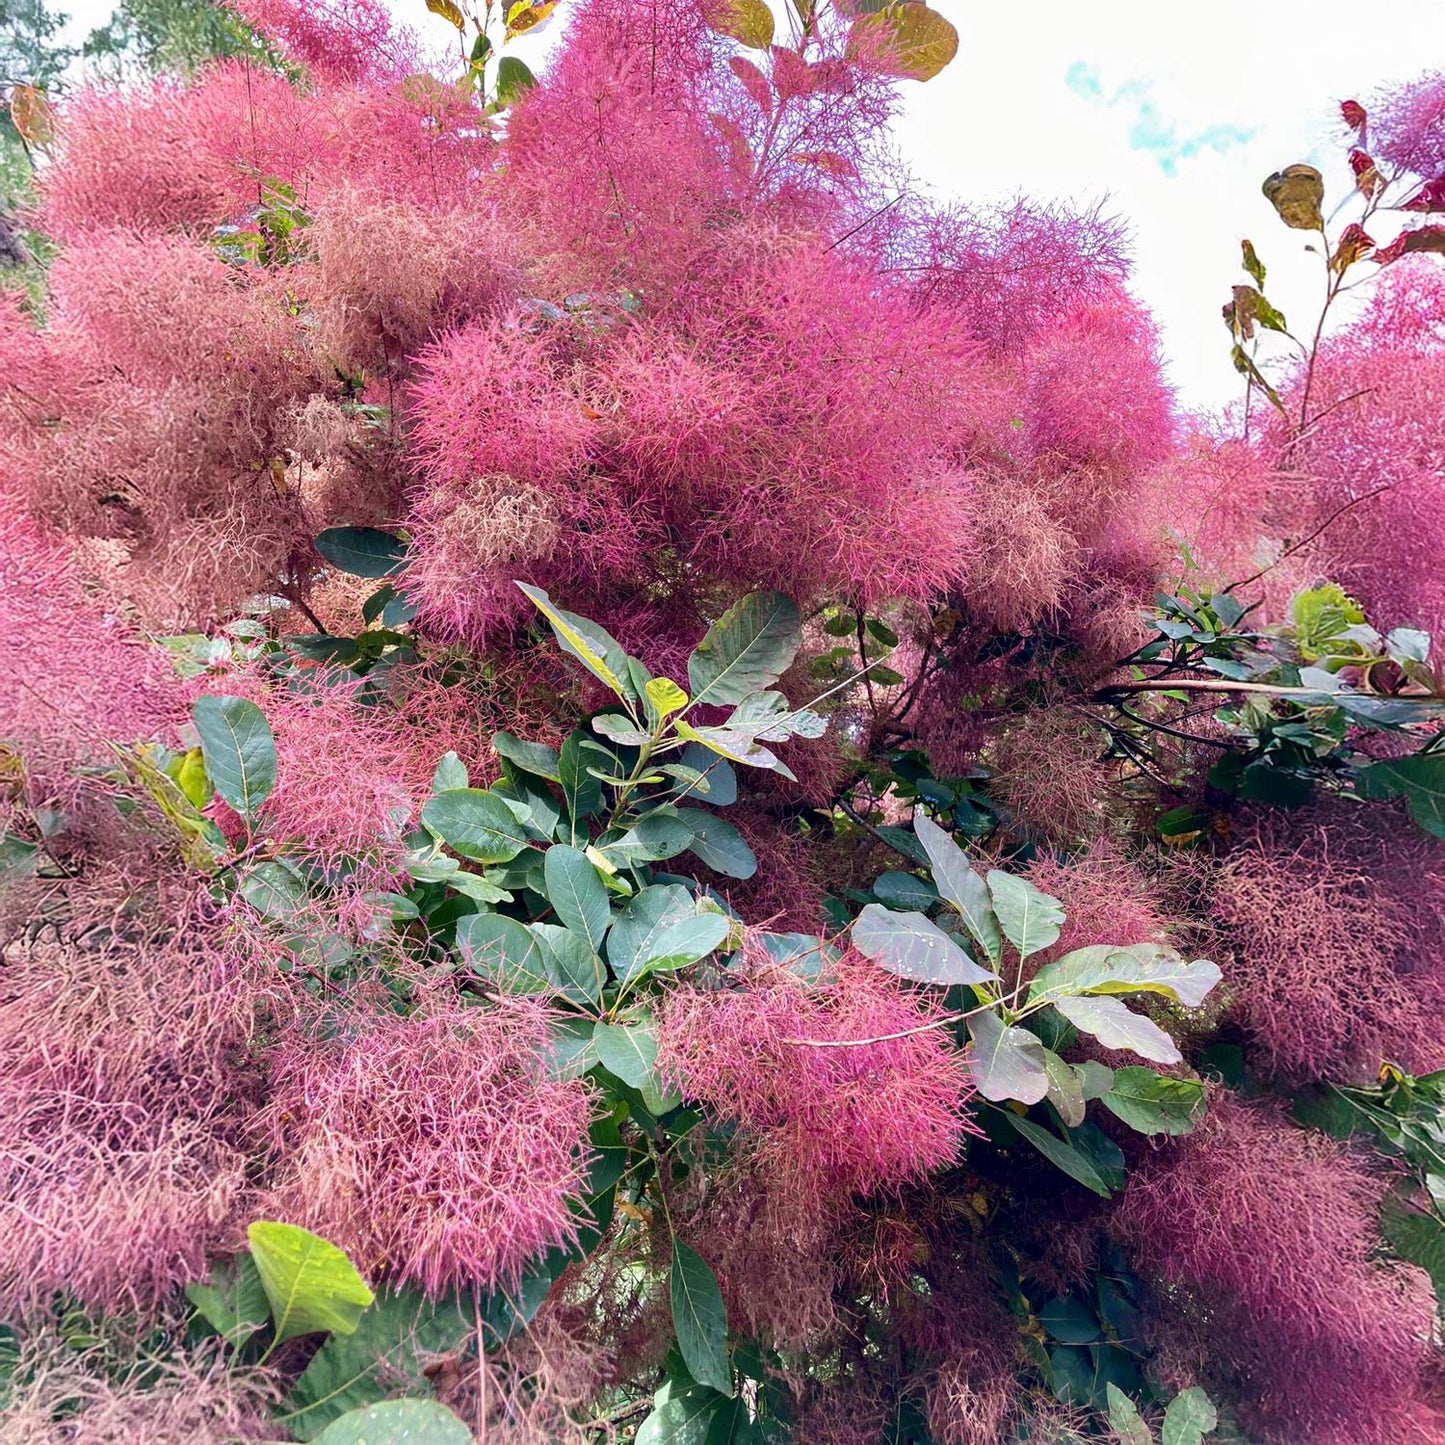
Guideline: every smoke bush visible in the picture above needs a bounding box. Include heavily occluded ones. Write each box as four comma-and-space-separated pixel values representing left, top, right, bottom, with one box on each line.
256, 994, 594, 1296
1115, 1091, 1437, 1444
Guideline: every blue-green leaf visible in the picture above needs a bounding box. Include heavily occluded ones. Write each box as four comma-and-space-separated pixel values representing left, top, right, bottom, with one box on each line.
852, 903, 996, 986
671, 1239, 732, 1397
985, 870, 1064, 961
676, 810, 757, 879
421, 789, 530, 863
312, 1400, 471, 1444
544, 845, 612, 951
192, 694, 277, 818
314, 527, 408, 578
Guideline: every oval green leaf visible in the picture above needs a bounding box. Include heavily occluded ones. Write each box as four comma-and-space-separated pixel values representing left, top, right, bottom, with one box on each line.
192, 694, 277, 819
314, 527, 408, 578
421, 788, 530, 863
853, 903, 997, 987
687, 592, 802, 707
671, 1239, 733, 1397
246, 1221, 374, 1345
312, 1399, 471, 1445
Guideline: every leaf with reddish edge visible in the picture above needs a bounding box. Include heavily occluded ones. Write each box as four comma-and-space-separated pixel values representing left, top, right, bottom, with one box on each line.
1374, 226, 1445, 266
1349, 148, 1382, 198
1341, 98, 1367, 131
1331, 222, 1375, 272
1399, 176, 1445, 212
770, 45, 814, 101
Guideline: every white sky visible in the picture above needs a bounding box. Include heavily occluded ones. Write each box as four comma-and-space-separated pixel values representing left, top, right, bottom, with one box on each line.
51, 0, 1445, 410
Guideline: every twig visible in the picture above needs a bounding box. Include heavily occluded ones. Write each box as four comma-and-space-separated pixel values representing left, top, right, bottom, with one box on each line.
1224, 484, 1394, 594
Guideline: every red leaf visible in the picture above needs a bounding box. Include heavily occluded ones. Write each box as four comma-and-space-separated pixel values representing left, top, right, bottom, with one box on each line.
770, 45, 814, 102
1348, 149, 1382, 198
1373, 226, 1445, 265
1341, 98, 1367, 132
728, 55, 773, 118
1399, 176, 1445, 213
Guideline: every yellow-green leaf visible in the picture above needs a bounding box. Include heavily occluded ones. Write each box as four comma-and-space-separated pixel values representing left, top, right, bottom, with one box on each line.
645, 677, 689, 719
846, 3, 959, 82
515, 581, 632, 702
700, 0, 774, 49
170, 747, 211, 809
505, 0, 556, 39
1262, 164, 1324, 231
425, 0, 467, 28
247, 1222, 375, 1344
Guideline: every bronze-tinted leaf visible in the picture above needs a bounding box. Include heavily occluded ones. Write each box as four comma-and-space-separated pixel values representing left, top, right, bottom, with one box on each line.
8, 84, 54, 147
1399, 176, 1445, 213
1340, 98, 1367, 132
728, 55, 773, 117
701, 0, 774, 50
770, 44, 814, 101
1331, 222, 1375, 272
846, 3, 959, 83
1262, 164, 1324, 230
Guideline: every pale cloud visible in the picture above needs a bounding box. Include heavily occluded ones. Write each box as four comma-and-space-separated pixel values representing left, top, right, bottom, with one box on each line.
1063, 61, 1257, 177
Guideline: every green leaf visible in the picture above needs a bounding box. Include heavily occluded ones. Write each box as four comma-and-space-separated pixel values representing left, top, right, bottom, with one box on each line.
1055, 995, 1182, 1066
1358, 754, 1445, 839
676, 809, 757, 879
455, 912, 549, 992
492, 731, 562, 784
594, 1016, 662, 1090
968, 1009, 1049, 1104
422, 788, 530, 863
544, 845, 613, 951
285, 1273, 552, 1438
985, 870, 1064, 961
1241, 239, 1266, 289
430, 751, 468, 794
529, 923, 606, 1005
671, 1239, 733, 1397
1100, 1067, 1207, 1137
239, 860, 307, 919
1039, 1295, 1100, 1345
594, 713, 652, 746
1106, 1383, 1154, 1445
852, 903, 997, 986
314, 527, 408, 578
673, 720, 797, 781
1028, 944, 1222, 1009
1042, 1048, 1086, 1128
495, 55, 536, 106
871, 870, 939, 910
1078, 1060, 1115, 1100
246, 1222, 374, 1345
604, 813, 696, 867
191, 695, 277, 818
516, 582, 634, 702
677, 745, 739, 804
1161, 1387, 1218, 1445
186, 1254, 268, 1347
914, 812, 1002, 962
687, 592, 802, 707
1381, 1196, 1445, 1301
560, 732, 606, 829
704, 1395, 761, 1445
609, 885, 697, 981
637, 1380, 725, 1445
845, 2, 960, 81
632, 913, 731, 978
1005, 1115, 1114, 1197
700, 0, 773, 48
312, 1400, 471, 1444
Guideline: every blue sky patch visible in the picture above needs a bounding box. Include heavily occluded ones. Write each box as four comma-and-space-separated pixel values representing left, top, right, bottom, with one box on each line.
1065, 62, 1257, 176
